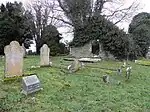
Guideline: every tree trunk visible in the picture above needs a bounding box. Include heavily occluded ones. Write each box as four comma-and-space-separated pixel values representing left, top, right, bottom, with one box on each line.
35, 39, 42, 55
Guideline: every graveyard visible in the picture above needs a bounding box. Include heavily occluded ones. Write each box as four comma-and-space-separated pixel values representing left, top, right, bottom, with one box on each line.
1, 0, 150, 112
0, 55, 150, 112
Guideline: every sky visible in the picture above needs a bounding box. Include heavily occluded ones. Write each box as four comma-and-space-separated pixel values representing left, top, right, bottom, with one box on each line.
0, 0, 150, 51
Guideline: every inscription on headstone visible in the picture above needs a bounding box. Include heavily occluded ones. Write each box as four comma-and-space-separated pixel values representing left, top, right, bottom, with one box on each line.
40, 44, 50, 66
22, 75, 41, 95
4, 41, 24, 78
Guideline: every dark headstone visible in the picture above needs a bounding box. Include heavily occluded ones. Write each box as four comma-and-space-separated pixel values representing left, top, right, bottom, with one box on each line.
21, 75, 41, 95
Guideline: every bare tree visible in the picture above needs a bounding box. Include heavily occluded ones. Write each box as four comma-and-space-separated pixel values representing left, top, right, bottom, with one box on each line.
25, 0, 64, 53
56, 0, 141, 26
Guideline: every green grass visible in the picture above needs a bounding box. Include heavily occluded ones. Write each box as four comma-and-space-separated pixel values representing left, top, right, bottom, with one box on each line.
135, 60, 150, 66
0, 56, 150, 112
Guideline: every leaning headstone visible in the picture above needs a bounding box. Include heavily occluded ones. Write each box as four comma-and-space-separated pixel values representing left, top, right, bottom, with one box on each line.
68, 59, 82, 73
21, 75, 41, 95
4, 41, 24, 78
40, 44, 50, 66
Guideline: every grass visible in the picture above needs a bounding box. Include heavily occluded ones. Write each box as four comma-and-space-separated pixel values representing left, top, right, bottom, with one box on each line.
135, 60, 150, 66
0, 56, 150, 112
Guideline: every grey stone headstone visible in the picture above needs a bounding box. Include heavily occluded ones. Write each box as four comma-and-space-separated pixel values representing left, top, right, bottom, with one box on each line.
4, 41, 24, 78
40, 44, 50, 66
103, 75, 109, 83
68, 59, 83, 73
21, 75, 41, 95
22, 43, 26, 57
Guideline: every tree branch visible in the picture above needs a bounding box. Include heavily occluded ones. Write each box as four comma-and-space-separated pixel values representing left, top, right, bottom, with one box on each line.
48, 16, 73, 26
57, 0, 69, 13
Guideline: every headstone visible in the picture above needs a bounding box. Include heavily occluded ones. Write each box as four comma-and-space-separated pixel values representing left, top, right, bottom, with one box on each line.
22, 43, 26, 57
103, 75, 109, 83
21, 75, 41, 95
40, 44, 50, 66
117, 67, 122, 75
146, 47, 150, 59
4, 41, 24, 78
125, 66, 132, 79
68, 59, 82, 73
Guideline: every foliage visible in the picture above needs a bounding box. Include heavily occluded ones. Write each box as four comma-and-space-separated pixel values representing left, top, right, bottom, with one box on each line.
71, 16, 130, 59
26, 0, 63, 54
135, 60, 150, 66
129, 12, 150, 57
0, 56, 150, 112
0, 2, 33, 54
58, 0, 140, 60
41, 24, 68, 56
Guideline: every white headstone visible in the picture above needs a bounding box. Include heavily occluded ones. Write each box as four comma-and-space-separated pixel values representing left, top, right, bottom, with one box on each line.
22, 43, 26, 57
40, 44, 50, 66
4, 41, 24, 78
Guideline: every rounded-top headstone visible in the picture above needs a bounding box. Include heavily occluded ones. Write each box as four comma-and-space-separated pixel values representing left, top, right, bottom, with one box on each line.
40, 44, 50, 66
4, 41, 24, 78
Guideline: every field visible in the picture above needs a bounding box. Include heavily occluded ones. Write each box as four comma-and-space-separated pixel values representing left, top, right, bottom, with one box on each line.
0, 56, 150, 112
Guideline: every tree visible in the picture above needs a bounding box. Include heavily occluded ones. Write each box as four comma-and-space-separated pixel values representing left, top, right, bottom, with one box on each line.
25, 0, 64, 54
56, 0, 140, 26
0, 2, 33, 55
129, 12, 150, 57
41, 24, 68, 56
56, 0, 140, 48
69, 15, 130, 59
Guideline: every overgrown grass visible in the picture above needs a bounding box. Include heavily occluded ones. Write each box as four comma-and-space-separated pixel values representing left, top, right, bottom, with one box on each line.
0, 56, 150, 112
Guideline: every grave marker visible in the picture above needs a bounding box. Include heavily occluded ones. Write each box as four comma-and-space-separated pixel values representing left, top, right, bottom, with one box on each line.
21, 75, 41, 95
4, 41, 24, 78
40, 44, 50, 66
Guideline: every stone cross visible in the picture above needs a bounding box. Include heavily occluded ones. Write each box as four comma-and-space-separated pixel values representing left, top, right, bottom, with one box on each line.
4, 41, 24, 78
40, 44, 50, 66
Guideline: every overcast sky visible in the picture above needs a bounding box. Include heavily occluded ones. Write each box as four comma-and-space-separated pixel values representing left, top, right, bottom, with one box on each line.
0, 0, 150, 51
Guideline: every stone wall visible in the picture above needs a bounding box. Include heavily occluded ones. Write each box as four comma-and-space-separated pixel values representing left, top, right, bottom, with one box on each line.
70, 42, 115, 59
70, 42, 93, 58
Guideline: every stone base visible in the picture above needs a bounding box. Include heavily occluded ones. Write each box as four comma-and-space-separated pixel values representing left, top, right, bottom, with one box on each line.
40, 65, 51, 67
3, 75, 23, 81
21, 88, 43, 96
79, 58, 101, 63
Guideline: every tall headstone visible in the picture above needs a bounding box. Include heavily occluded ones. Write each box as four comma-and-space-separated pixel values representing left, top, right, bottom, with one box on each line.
22, 43, 26, 57
40, 44, 50, 66
4, 41, 24, 78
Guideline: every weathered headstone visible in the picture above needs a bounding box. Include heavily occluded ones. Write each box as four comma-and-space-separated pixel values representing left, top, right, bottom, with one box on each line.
4, 41, 24, 78
68, 59, 83, 73
125, 66, 132, 79
21, 75, 41, 95
103, 75, 109, 83
117, 67, 122, 75
40, 44, 50, 66
22, 43, 26, 57
146, 47, 150, 59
